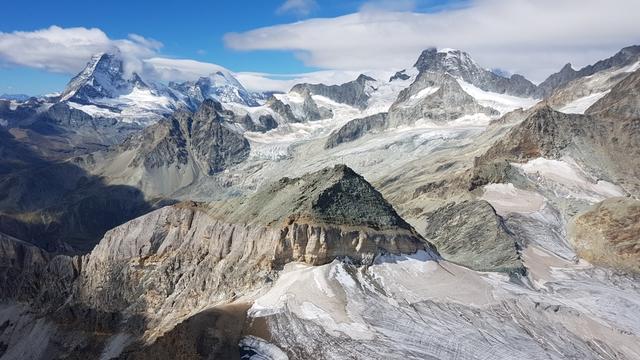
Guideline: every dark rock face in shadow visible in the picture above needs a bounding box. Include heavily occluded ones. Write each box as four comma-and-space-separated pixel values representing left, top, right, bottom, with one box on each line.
0, 127, 156, 253
119, 304, 251, 360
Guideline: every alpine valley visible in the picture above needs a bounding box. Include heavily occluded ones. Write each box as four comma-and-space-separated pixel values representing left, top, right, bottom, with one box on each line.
1, 43, 640, 360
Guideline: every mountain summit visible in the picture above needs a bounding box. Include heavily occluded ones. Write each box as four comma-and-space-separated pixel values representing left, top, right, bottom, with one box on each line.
414, 48, 538, 97
60, 52, 143, 103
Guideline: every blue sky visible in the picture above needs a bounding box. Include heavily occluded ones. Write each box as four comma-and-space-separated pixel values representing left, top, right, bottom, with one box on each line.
1, 0, 638, 95
0, 0, 468, 94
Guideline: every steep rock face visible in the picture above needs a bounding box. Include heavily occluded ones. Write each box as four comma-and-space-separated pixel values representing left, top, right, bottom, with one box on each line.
266, 96, 300, 123
423, 200, 523, 274
124, 99, 250, 175
539, 45, 640, 97
414, 48, 538, 97
388, 71, 498, 127
325, 112, 388, 148
569, 197, 640, 273
60, 53, 138, 103
119, 304, 251, 359
290, 74, 375, 110
300, 89, 333, 121
1, 100, 140, 160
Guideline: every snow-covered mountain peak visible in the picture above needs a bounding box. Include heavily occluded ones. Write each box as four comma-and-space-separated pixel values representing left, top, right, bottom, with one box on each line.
60, 52, 140, 103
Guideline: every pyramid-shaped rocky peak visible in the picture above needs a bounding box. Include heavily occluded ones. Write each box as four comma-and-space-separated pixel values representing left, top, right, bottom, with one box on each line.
225, 164, 412, 230
60, 52, 133, 102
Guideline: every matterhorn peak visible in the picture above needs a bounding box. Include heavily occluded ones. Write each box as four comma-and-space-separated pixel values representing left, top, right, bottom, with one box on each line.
59, 51, 133, 103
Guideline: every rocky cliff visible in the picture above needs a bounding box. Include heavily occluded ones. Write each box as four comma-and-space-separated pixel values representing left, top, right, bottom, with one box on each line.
569, 197, 640, 273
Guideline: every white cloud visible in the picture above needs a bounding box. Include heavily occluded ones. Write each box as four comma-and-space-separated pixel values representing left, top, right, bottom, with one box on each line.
142, 57, 230, 82
0, 26, 161, 76
225, 0, 640, 82
276, 0, 317, 16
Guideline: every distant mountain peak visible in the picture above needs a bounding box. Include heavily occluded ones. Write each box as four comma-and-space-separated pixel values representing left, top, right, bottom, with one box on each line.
413, 47, 538, 97
60, 51, 134, 103
539, 44, 640, 97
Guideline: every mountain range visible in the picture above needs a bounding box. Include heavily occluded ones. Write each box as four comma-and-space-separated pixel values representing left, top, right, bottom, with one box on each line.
0, 44, 639, 359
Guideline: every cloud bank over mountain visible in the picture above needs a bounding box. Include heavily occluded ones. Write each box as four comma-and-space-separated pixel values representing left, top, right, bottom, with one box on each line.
225, 0, 640, 82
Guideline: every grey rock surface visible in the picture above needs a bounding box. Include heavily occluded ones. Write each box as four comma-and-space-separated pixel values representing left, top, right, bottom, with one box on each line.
414, 48, 538, 97
325, 112, 387, 148
290, 74, 375, 110
423, 200, 524, 274
125, 99, 250, 175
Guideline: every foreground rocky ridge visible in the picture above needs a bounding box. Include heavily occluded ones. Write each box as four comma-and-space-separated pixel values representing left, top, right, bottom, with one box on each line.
0, 165, 432, 358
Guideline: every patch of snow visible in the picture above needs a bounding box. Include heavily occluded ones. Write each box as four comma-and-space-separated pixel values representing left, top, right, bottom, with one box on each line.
514, 157, 625, 202
0, 118, 7, 127
457, 80, 539, 114
410, 86, 439, 100
67, 102, 118, 118
614, 60, 640, 74
558, 90, 610, 114
481, 183, 546, 216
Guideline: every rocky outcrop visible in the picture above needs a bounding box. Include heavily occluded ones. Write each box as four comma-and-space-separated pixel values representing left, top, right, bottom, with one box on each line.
389, 70, 411, 82
125, 99, 250, 175
388, 71, 498, 127
299, 89, 333, 121
423, 200, 524, 274
568, 197, 640, 273
469, 160, 519, 190
290, 74, 375, 110
414, 48, 538, 97
477, 105, 592, 164
325, 112, 387, 148
266, 96, 300, 123
235, 114, 278, 133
